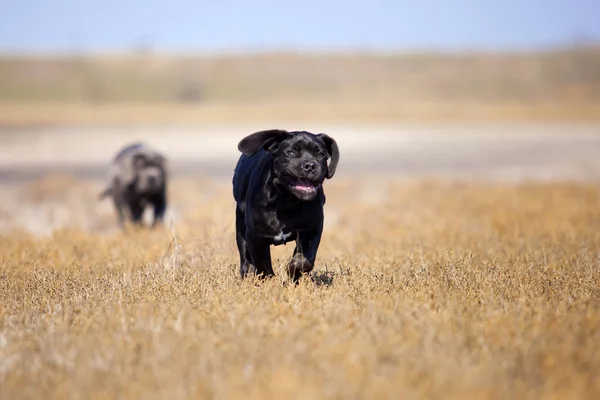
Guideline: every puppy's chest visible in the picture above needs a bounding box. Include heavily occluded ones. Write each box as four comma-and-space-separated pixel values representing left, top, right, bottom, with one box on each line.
253, 212, 299, 245
266, 215, 298, 245
272, 230, 295, 245
249, 201, 321, 244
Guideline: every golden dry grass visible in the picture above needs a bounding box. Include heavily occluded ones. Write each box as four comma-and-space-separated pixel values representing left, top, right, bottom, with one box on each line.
2, 47, 600, 126
1, 177, 600, 399
1, 101, 600, 128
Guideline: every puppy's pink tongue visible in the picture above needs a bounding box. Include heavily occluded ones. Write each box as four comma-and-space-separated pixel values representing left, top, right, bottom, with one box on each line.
295, 185, 315, 192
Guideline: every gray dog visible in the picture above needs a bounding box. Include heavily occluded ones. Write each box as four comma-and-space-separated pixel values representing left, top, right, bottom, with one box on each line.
232, 129, 339, 283
99, 143, 168, 228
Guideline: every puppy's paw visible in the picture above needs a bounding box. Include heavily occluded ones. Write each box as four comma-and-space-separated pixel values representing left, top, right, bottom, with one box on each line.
241, 264, 275, 281
240, 262, 255, 278
150, 222, 167, 232
287, 254, 314, 284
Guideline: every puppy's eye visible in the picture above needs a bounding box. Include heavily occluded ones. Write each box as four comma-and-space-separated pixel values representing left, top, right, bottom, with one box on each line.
286, 150, 297, 157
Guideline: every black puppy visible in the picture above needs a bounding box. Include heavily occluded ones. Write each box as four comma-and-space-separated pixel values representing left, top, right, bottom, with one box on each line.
99, 142, 168, 228
232, 130, 339, 283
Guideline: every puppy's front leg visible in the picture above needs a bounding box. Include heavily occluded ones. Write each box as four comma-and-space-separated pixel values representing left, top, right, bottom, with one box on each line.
150, 192, 167, 228
112, 193, 126, 228
289, 227, 323, 283
236, 207, 256, 278
245, 234, 275, 279
128, 200, 145, 226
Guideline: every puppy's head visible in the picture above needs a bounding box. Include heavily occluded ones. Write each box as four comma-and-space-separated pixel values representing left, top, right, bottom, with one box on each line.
131, 151, 167, 195
238, 129, 339, 201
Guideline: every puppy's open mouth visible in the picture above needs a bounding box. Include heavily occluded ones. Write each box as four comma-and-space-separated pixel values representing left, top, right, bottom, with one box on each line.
294, 182, 318, 193
281, 177, 320, 195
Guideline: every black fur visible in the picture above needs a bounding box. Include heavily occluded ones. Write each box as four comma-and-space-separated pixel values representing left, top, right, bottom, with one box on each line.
232, 130, 340, 283
100, 143, 168, 228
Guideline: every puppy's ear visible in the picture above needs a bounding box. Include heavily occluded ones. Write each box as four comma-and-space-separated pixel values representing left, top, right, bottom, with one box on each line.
155, 153, 169, 178
238, 129, 290, 156
152, 153, 167, 167
317, 134, 340, 179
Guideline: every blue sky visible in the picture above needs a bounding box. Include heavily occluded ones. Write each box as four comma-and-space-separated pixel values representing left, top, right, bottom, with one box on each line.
0, 0, 598, 53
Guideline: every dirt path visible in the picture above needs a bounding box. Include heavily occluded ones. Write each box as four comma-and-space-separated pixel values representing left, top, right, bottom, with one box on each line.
1, 122, 599, 182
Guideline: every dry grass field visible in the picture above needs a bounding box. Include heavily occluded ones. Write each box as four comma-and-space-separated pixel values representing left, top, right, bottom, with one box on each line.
1, 47, 600, 126
1, 175, 600, 399
2, 101, 600, 128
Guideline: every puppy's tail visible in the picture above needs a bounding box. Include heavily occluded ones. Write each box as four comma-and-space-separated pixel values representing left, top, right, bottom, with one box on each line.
98, 187, 112, 200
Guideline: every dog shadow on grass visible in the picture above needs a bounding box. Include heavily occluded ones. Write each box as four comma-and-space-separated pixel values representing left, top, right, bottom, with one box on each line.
235, 261, 345, 288
311, 269, 336, 287
272, 259, 338, 287
277, 271, 335, 288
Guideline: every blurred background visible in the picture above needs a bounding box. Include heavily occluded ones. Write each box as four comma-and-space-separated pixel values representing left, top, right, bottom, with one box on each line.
0, 0, 599, 183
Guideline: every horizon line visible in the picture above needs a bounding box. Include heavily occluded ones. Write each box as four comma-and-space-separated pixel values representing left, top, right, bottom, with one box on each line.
0, 43, 599, 58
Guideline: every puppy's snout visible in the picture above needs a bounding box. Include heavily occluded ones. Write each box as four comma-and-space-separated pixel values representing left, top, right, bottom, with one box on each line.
301, 160, 317, 173
148, 175, 157, 186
